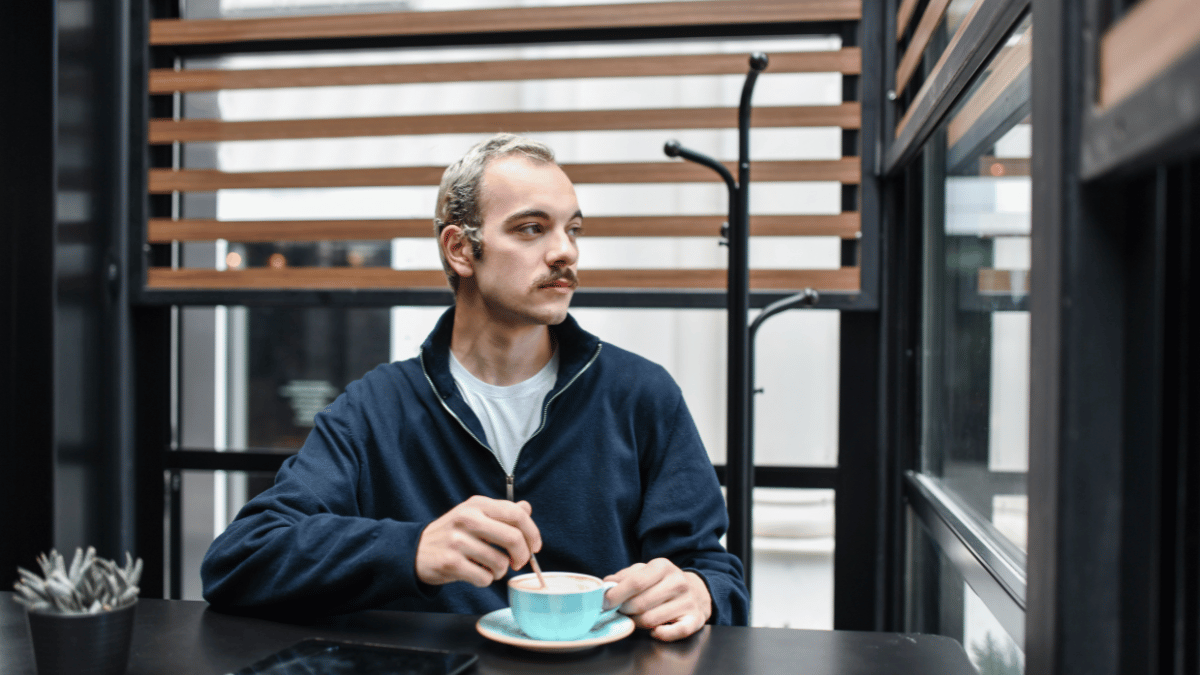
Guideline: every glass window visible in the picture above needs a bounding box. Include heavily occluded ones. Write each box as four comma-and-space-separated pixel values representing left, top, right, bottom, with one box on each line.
752, 488, 834, 629
918, 12, 1032, 555
170, 0, 852, 602
906, 513, 1024, 672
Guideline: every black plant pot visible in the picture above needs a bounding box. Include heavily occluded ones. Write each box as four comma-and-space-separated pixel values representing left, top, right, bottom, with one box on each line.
26, 602, 136, 675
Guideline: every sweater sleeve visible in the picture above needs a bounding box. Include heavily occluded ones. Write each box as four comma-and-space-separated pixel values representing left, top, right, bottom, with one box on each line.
634, 379, 750, 627
200, 385, 436, 616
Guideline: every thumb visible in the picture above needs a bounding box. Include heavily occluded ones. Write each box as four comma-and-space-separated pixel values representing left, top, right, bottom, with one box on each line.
517, 500, 533, 515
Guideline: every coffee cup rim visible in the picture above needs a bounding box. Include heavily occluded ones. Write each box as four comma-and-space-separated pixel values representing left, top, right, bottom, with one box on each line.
508, 571, 603, 593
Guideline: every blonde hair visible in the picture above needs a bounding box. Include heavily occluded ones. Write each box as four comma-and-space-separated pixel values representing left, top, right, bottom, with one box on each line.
434, 134, 556, 291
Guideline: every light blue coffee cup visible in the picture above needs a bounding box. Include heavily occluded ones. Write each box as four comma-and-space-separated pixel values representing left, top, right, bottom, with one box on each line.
507, 572, 620, 641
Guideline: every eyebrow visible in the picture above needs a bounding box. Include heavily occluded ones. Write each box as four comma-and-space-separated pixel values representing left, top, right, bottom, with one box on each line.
504, 208, 584, 225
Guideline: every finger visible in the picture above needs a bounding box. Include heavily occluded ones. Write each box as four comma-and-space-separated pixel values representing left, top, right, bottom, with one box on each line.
603, 562, 666, 610
476, 499, 543, 555
602, 566, 630, 583
617, 559, 686, 614
620, 576, 690, 618
429, 543, 501, 588
459, 537, 516, 584
460, 560, 500, 588
650, 614, 701, 642
463, 517, 533, 571
635, 594, 697, 630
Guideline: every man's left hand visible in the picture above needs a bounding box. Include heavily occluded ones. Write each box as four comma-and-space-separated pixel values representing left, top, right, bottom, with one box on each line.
603, 558, 712, 642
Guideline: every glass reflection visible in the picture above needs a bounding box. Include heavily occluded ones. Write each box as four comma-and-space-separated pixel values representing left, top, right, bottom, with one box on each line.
919, 14, 1032, 553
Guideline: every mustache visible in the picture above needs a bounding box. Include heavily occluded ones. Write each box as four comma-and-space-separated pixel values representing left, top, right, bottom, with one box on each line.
534, 267, 578, 289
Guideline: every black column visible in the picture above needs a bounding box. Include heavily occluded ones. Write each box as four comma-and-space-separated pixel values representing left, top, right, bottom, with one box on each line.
833, 0, 894, 632
0, 1, 57, 577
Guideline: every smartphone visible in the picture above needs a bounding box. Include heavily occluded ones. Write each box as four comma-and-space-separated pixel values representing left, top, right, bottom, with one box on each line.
227, 638, 478, 675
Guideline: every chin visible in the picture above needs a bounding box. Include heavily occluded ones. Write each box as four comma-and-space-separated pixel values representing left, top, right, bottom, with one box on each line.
534, 302, 571, 326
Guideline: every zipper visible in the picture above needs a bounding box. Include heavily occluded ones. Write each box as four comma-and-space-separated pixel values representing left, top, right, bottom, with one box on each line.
420, 349, 492, 455
421, 342, 604, 502
504, 341, 603, 498
524, 342, 603, 448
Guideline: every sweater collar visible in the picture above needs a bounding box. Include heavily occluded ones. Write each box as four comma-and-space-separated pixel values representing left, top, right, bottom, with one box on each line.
420, 306, 602, 400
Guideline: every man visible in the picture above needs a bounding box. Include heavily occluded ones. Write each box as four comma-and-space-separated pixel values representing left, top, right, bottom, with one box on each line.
201, 134, 748, 641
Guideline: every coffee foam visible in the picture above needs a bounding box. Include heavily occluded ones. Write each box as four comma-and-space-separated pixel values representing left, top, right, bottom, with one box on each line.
512, 574, 599, 593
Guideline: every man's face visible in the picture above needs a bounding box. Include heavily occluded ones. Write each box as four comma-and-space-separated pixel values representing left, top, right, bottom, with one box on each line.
467, 154, 582, 327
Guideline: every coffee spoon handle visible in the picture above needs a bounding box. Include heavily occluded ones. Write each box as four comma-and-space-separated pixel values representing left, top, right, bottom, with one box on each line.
529, 554, 547, 589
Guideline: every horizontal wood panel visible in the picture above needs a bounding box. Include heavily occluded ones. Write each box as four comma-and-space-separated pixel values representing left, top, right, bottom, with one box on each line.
892, 0, 989, 139
895, 0, 953, 94
150, 0, 862, 46
978, 268, 1029, 294
978, 156, 1030, 177
149, 49, 862, 93
1100, 0, 1200, 108
149, 218, 433, 241
149, 159, 861, 192
896, 0, 920, 40
148, 213, 861, 242
150, 104, 862, 144
147, 266, 860, 291
947, 32, 1031, 147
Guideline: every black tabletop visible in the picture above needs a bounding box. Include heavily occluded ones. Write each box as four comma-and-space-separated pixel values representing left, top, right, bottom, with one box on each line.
1, 593, 976, 675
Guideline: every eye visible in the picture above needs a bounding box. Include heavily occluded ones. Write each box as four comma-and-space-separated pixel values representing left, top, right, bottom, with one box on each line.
517, 223, 542, 235
568, 224, 584, 238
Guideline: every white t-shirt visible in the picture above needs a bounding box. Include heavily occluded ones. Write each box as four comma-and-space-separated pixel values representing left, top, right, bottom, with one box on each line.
448, 349, 559, 476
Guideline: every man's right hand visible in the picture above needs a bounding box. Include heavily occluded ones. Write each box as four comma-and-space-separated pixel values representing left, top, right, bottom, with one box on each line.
415, 496, 542, 587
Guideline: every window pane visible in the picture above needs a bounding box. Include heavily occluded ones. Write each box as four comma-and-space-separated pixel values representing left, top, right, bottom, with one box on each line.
752, 488, 834, 629
567, 308, 841, 467
918, 13, 1032, 552
176, 470, 278, 600
906, 512, 1024, 673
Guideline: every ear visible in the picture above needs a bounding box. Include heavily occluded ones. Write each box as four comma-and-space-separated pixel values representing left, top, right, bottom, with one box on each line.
441, 225, 475, 279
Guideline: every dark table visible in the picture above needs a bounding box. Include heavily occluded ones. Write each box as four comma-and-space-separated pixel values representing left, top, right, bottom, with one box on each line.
1, 593, 975, 674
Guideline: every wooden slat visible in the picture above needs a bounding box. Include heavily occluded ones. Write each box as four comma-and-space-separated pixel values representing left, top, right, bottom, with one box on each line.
149, 49, 863, 93
946, 30, 1031, 147
149, 0, 862, 46
149, 268, 449, 289
978, 268, 1029, 294
895, 0, 954, 94
589, 267, 860, 290
146, 266, 860, 291
978, 156, 1030, 177
580, 214, 862, 238
148, 214, 862, 242
896, 0, 921, 41
1100, 0, 1200, 108
148, 159, 861, 193
149, 104, 862, 144
149, 218, 433, 241
893, 0, 988, 139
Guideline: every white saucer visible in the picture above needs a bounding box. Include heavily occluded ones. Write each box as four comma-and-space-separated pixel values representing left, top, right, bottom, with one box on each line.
476, 608, 635, 653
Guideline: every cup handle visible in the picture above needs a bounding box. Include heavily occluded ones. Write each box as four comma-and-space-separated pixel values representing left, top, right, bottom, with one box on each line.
595, 581, 621, 626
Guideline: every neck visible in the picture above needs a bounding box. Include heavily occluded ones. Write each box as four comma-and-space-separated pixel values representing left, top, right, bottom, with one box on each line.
450, 293, 555, 386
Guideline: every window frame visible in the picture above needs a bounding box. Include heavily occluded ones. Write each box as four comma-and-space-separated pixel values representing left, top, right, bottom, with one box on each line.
881, 0, 1033, 651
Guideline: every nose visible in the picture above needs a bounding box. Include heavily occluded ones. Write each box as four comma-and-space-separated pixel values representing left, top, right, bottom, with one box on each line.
546, 225, 578, 268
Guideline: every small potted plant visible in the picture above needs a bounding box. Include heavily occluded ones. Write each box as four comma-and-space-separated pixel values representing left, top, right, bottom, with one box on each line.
13, 547, 142, 675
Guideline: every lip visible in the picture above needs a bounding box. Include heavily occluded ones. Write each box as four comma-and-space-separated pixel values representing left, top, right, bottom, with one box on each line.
539, 282, 575, 293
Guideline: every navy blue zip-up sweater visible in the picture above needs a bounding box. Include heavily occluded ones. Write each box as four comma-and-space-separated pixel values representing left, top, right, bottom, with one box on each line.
201, 307, 748, 626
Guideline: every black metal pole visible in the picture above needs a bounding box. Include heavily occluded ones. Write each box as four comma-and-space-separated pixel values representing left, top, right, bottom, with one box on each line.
726, 52, 768, 594
748, 288, 818, 504
663, 52, 767, 595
